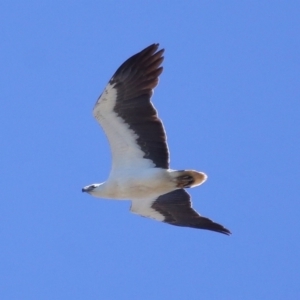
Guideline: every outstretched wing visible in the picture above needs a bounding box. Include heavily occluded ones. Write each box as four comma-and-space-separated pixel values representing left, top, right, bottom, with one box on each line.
93, 44, 169, 173
131, 189, 231, 235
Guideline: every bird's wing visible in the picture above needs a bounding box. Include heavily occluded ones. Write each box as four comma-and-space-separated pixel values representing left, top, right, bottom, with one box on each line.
93, 44, 169, 173
130, 189, 231, 235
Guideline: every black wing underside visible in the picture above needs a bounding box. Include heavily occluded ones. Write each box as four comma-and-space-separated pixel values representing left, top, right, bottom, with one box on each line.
110, 44, 169, 169
152, 189, 231, 235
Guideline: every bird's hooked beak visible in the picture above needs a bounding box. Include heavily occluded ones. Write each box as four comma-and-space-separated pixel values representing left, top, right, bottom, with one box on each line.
82, 185, 96, 193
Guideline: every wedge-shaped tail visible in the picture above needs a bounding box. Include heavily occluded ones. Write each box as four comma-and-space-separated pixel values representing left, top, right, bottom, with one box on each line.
172, 170, 207, 188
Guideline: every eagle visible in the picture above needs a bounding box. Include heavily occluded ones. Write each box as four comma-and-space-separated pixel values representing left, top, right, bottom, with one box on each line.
82, 44, 231, 235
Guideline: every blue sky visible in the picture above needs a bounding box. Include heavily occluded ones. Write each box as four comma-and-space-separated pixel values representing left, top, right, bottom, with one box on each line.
1, 1, 300, 299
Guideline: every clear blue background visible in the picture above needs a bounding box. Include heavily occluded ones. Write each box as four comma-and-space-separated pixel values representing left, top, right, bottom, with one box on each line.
1, 1, 299, 299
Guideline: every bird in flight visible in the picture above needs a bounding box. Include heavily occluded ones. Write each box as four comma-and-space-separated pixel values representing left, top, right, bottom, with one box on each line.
82, 44, 231, 235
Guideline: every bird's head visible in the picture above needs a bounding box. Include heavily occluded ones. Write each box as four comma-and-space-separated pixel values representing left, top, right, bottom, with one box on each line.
82, 183, 102, 195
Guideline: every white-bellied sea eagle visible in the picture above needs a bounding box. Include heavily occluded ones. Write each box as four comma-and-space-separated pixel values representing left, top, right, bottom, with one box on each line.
82, 44, 231, 235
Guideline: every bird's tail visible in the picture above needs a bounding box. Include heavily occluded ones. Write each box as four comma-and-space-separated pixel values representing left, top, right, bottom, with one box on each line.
172, 170, 207, 188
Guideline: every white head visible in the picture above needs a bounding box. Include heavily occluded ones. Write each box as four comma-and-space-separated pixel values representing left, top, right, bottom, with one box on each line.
82, 183, 104, 196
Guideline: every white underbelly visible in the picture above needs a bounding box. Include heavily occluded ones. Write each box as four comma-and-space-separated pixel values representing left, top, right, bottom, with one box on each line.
105, 168, 176, 200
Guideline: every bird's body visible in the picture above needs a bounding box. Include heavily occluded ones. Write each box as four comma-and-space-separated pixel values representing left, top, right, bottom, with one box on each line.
90, 168, 173, 200
85, 168, 205, 200
82, 44, 231, 235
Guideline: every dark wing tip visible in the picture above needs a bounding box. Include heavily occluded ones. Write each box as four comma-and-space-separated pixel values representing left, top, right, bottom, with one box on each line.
110, 43, 164, 89
171, 215, 231, 235
198, 217, 231, 235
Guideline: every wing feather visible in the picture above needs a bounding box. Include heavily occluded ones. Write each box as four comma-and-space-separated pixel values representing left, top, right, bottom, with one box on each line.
131, 189, 231, 235
93, 44, 169, 172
